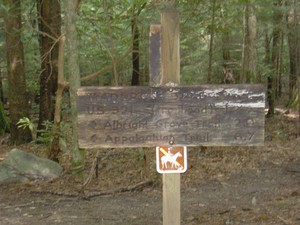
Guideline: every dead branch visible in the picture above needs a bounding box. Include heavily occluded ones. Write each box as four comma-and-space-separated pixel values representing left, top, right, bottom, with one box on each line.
30, 180, 153, 198
81, 150, 100, 190
84, 180, 154, 198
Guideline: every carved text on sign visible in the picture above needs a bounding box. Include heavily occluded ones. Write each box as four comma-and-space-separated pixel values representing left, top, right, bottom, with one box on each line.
77, 85, 265, 148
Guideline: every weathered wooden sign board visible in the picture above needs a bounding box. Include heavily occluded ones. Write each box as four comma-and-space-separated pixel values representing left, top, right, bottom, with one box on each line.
77, 84, 265, 148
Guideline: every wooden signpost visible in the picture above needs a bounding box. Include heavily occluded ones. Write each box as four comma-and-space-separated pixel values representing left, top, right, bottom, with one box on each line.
77, 6, 265, 225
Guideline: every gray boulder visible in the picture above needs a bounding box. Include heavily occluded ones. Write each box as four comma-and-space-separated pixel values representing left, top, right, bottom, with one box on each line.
0, 148, 63, 185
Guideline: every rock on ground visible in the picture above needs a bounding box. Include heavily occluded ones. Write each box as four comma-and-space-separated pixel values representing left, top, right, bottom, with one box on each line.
0, 148, 63, 185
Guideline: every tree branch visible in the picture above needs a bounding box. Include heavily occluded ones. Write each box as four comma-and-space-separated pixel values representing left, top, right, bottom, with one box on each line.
80, 46, 132, 82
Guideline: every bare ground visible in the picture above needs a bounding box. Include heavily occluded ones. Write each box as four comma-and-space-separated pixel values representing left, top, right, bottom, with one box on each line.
0, 114, 300, 225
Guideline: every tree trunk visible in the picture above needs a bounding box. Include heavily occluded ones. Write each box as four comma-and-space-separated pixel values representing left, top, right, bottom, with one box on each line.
207, 0, 216, 83
4, 0, 31, 144
220, 3, 234, 84
0, 69, 3, 103
0, 69, 6, 134
64, 0, 84, 171
268, 0, 284, 116
37, 0, 61, 130
103, 0, 118, 86
222, 26, 231, 66
241, 1, 257, 83
131, 2, 146, 86
49, 36, 66, 162
0, 101, 9, 135
287, 0, 300, 108
264, 29, 271, 67
131, 16, 140, 86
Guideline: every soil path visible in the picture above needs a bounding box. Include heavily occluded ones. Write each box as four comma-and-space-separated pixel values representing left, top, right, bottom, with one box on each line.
1, 158, 299, 225
0, 115, 300, 225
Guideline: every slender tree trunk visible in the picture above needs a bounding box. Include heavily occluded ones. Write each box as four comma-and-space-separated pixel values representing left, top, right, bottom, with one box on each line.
268, 30, 280, 116
0, 101, 9, 135
49, 36, 66, 162
222, 26, 231, 65
220, 3, 234, 83
131, 16, 140, 85
287, 0, 300, 108
0, 68, 3, 103
0, 63, 7, 134
278, 29, 284, 97
37, 0, 61, 130
131, 2, 146, 85
64, 0, 84, 171
207, 0, 216, 83
264, 28, 271, 84
268, 0, 284, 116
4, 0, 31, 144
103, 0, 118, 86
241, 1, 257, 83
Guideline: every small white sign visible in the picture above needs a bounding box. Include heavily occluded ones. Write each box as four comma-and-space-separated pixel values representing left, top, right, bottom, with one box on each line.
156, 146, 187, 174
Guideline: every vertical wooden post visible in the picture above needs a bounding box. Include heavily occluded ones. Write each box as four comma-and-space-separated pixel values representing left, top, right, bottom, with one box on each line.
150, 5, 181, 225
149, 24, 162, 87
160, 6, 180, 86
161, 7, 180, 225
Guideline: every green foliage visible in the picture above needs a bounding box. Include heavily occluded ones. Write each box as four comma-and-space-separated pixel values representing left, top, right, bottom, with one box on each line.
17, 117, 70, 152
36, 120, 71, 153
2, 0, 298, 144
0, 0, 293, 87
17, 117, 35, 133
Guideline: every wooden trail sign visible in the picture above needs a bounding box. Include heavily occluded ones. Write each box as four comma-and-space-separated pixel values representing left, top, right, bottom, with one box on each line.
76, 6, 265, 225
77, 85, 265, 148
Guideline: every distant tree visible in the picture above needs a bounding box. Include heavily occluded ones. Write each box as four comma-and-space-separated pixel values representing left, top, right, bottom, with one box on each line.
207, 0, 216, 83
102, 0, 119, 86
221, 19, 231, 67
4, 0, 31, 144
36, 0, 61, 130
0, 100, 9, 135
241, 0, 257, 83
0, 69, 3, 102
267, 0, 284, 116
131, 2, 147, 86
287, 0, 300, 108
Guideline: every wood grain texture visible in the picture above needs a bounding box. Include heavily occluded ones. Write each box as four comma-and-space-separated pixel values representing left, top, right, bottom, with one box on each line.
161, 6, 180, 86
160, 7, 181, 225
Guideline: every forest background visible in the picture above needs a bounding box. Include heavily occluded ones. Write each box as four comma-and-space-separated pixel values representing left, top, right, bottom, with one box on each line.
0, 0, 299, 168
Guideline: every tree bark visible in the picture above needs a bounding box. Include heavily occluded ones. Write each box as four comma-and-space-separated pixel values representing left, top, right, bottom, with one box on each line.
0, 101, 9, 135
264, 29, 271, 67
4, 0, 31, 144
37, 0, 61, 130
49, 36, 67, 162
131, 16, 140, 85
241, 1, 257, 83
64, 0, 84, 171
268, 0, 284, 116
221, 19, 231, 65
287, 0, 300, 108
131, 2, 146, 86
0, 69, 3, 103
103, 0, 118, 86
207, 0, 216, 83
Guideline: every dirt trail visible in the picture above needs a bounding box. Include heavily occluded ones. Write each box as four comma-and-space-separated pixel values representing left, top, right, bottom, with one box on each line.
0, 115, 300, 225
